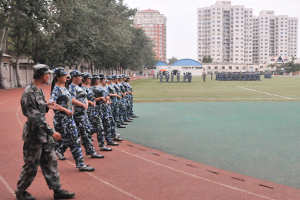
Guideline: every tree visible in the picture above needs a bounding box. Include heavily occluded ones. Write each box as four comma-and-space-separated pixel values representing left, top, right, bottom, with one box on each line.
202, 55, 213, 63
168, 56, 178, 65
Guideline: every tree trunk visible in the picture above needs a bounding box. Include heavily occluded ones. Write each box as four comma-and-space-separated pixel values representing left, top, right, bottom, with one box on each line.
0, 13, 12, 54
15, 54, 21, 87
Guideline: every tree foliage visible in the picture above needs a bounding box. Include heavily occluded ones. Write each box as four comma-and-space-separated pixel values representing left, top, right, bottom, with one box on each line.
0, 0, 156, 77
202, 55, 213, 63
167, 56, 178, 65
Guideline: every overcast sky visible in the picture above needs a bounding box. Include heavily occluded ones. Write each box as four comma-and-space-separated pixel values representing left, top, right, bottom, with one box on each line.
124, 0, 300, 61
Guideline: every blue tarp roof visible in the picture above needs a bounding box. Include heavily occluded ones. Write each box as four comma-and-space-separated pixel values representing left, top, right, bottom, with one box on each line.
171, 59, 202, 66
155, 61, 168, 66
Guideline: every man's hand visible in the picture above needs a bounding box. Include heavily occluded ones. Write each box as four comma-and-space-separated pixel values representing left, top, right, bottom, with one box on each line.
47, 102, 60, 110
66, 110, 73, 117
52, 132, 61, 141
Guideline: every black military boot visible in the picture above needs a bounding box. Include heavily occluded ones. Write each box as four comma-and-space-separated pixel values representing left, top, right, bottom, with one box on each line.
54, 189, 75, 199
107, 141, 119, 146
15, 191, 35, 200
113, 137, 123, 142
124, 118, 132, 122
117, 125, 126, 128
121, 122, 127, 125
79, 165, 95, 171
91, 153, 104, 158
99, 144, 112, 151
131, 115, 138, 118
55, 151, 66, 160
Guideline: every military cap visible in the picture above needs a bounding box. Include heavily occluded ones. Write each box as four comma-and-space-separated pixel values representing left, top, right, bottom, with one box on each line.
112, 75, 117, 79
98, 73, 105, 79
33, 64, 53, 75
117, 75, 123, 79
53, 67, 67, 77
91, 74, 99, 79
107, 75, 113, 80
121, 74, 125, 78
82, 72, 91, 79
126, 75, 131, 79
70, 70, 83, 77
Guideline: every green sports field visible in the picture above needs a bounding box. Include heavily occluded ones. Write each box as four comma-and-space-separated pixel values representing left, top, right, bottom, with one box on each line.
130, 76, 300, 102
122, 76, 300, 189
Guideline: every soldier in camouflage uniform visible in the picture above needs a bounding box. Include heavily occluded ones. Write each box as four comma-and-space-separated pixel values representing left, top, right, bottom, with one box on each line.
124, 75, 138, 118
117, 75, 131, 124
49, 68, 96, 171
92, 74, 119, 146
105, 76, 123, 142
68, 70, 104, 158
177, 71, 180, 82
171, 72, 174, 82
16, 64, 75, 200
160, 71, 163, 83
183, 72, 186, 82
111, 75, 126, 128
121, 75, 133, 121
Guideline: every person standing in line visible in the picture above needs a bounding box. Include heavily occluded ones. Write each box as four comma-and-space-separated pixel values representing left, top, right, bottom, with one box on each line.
16, 64, 76, 200
160, 71, 163, 83
165, 72, 169, 83
183, 72, 186, 83
124, 75, 138, 118
91, 75, 114, 151
211, 72, 213, 80
153, 73, 155, 79
171, 72, 174, 82
157, 72, 159, 79
111, 75, 126, 128
177, 71, 180, 82
202, 72, 206, 82
50, 68, 96, 171
68, 70, 104, 158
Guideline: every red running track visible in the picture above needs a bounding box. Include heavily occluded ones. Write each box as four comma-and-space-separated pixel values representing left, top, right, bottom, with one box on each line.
0, 77, 300, 200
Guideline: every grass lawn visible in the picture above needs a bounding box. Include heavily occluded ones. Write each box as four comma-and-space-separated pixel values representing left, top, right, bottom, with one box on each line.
130, 76, 300, 102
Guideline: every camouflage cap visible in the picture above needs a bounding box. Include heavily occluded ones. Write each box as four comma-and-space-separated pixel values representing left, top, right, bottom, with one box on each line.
82, 72, 91, 79
126, 75, 131, 79
117, 75, 123, 79
33, 64, 53, 75
70, 70, 83, 77
106, 75, 113, 80
53, 67, 67, 77
112, 75, 117, 79
98, 73, 105, 79
91, 74, 99, 79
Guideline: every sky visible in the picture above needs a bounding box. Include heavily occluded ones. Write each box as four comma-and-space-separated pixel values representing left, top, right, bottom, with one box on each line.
123, 0, 300, 61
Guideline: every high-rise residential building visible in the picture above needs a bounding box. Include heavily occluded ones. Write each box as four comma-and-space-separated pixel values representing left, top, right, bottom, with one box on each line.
197, 1, 298, 65
134, 9, 167, 63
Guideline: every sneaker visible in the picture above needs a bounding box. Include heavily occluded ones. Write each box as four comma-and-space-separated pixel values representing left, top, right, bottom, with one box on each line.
54, 189, 75, 199
15, 190, 35, 200
79, 165, 95, 171
55, 151, 66, 160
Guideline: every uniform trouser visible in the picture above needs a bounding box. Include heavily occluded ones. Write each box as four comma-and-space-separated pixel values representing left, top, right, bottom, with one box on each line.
177, 77, 180, 82
90, 106, 106, 145
129, 95, 135, 116
203, 77, 206, 82
101, 106, 113, 143
107, 105, 117, 138
74, 116, 96, 154
119, 98, 126, 122
17, 141, 61, 191
111, 99, 121, 126
54, 115, 85, 166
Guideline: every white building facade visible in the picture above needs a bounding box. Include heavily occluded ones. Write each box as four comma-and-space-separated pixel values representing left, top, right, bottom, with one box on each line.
134, 9, 167, 63
197, 1, 298, 65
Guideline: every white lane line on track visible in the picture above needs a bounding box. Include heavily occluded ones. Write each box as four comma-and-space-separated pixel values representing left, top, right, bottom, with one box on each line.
65, 160, 143, 200
0, 174, 15, 196
134, 97, 290, 101
237, 86, 293, 99
16, 106, 142, 200
114, 148, 276, 200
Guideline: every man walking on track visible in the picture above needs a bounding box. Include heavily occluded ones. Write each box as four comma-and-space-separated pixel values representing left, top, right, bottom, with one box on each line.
16, 64, 75, 200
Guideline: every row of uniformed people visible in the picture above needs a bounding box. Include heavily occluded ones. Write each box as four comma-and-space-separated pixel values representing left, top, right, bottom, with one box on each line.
158, 71, 193, 83
49, 68, 137, 172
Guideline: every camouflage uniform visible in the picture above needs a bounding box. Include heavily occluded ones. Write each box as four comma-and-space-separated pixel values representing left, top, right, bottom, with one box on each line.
117, 82, 126, 123
93, 85, 113, 144
105, 85, 117, 138
68, 83, 97, 155
81, 85, 95, 137
177, 72, 180, 82
17, 82, 61, 192
126, 82, 135, 116
49, 86, 85, 167
111, 82, 121, 126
